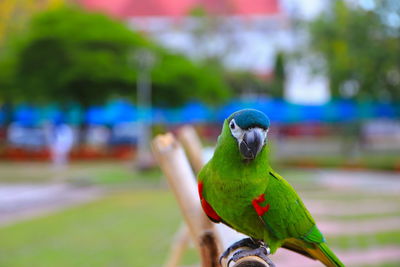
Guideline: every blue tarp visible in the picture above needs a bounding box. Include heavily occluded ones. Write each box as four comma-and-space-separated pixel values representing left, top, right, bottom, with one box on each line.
3, 98, 399, 126
103, 99, 137, 125
13, 104, 39, 126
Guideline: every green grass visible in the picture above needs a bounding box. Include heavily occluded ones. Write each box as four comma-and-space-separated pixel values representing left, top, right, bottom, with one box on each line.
327, 231, 400, 250
0, 190, 198, 267
360, 262, 400, 267
71, 164, 163, 186
0, 162, 57, 183
0, 161, 163, 186
276, 154, 400, 171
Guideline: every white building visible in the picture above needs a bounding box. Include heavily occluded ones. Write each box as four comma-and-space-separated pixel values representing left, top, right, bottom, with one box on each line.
80, 0, 333, 104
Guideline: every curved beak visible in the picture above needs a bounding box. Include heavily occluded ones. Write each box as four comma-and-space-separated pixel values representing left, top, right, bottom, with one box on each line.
239, 128, 265, 160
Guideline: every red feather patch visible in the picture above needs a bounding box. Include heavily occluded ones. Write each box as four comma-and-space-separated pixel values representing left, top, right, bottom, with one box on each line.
252, 193, 270, 216
198, 182, 221, 222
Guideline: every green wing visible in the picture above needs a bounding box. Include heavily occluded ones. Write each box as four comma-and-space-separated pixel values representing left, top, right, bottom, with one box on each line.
262, 170, 345, 267
261, 170, 316, 241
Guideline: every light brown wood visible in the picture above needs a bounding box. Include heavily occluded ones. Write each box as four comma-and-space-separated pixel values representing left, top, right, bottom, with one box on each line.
151, 133, 222, 267
164, 224, 190, 267
177, 125, 205, 174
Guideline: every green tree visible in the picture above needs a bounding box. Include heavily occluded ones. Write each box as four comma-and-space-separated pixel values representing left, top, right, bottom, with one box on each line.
0, 0, 65, 48
307, 0, 400, 101
223, 71, 272, 96
0, 6, 230, 107
270, 52, 286, 98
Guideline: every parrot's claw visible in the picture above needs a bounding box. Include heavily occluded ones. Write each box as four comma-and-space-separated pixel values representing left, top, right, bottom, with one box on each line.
228, 246, 275, 267
219, 238, 259, 265
220, 238, 273, 266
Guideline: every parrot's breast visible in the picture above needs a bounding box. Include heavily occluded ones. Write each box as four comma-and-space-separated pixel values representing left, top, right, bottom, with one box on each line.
203, 174, 267, 239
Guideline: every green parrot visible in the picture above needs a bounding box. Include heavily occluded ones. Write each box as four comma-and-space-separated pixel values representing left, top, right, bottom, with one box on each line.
198, 109, 345, 267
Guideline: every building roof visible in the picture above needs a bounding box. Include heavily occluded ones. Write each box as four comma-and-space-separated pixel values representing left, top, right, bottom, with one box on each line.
80, 0, 280, 18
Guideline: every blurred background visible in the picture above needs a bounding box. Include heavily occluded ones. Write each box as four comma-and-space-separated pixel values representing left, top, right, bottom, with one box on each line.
0, 0, 399, 266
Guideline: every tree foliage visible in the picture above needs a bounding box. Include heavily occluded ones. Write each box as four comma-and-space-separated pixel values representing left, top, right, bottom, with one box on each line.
222, 71, 272, 97
0, 0, 65, 47
188, 7, 277, 98
270, 52, 286, 98
0, 6, 230, 107
307, 0, 400, 101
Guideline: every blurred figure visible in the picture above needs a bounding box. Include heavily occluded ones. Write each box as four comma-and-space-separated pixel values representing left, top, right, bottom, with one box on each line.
47, 121, 75, 171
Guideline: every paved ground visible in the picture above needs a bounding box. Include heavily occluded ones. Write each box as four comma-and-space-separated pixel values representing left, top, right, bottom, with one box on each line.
306, 200, 399, 216
0, 183, 103, 226
316, 169, 400, 193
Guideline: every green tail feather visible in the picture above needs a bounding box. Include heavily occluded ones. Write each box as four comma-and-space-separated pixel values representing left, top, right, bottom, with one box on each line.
318, 242, 345, 267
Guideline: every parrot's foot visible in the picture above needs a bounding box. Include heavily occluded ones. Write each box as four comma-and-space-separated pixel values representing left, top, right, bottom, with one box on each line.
219, 238, 269, 265
229, 246, 275, 267
220, 238, 259, 261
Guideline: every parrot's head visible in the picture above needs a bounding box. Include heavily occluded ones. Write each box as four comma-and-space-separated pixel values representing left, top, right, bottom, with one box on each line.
226, 109, 270, 160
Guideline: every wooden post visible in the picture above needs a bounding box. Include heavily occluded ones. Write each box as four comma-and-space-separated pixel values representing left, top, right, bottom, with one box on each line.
177, 125, 204, 174
151, 133, 222, 267
164, 224, 190, 267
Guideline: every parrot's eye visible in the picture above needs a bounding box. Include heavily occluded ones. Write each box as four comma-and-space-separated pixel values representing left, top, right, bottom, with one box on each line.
229, 119, 243, 140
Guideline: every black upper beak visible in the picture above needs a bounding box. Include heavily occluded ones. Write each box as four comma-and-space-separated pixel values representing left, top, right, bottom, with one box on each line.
239, 128, 264, 160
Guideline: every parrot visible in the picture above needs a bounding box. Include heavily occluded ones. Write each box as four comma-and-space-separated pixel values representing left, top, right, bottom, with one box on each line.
198, 109, 345, 267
